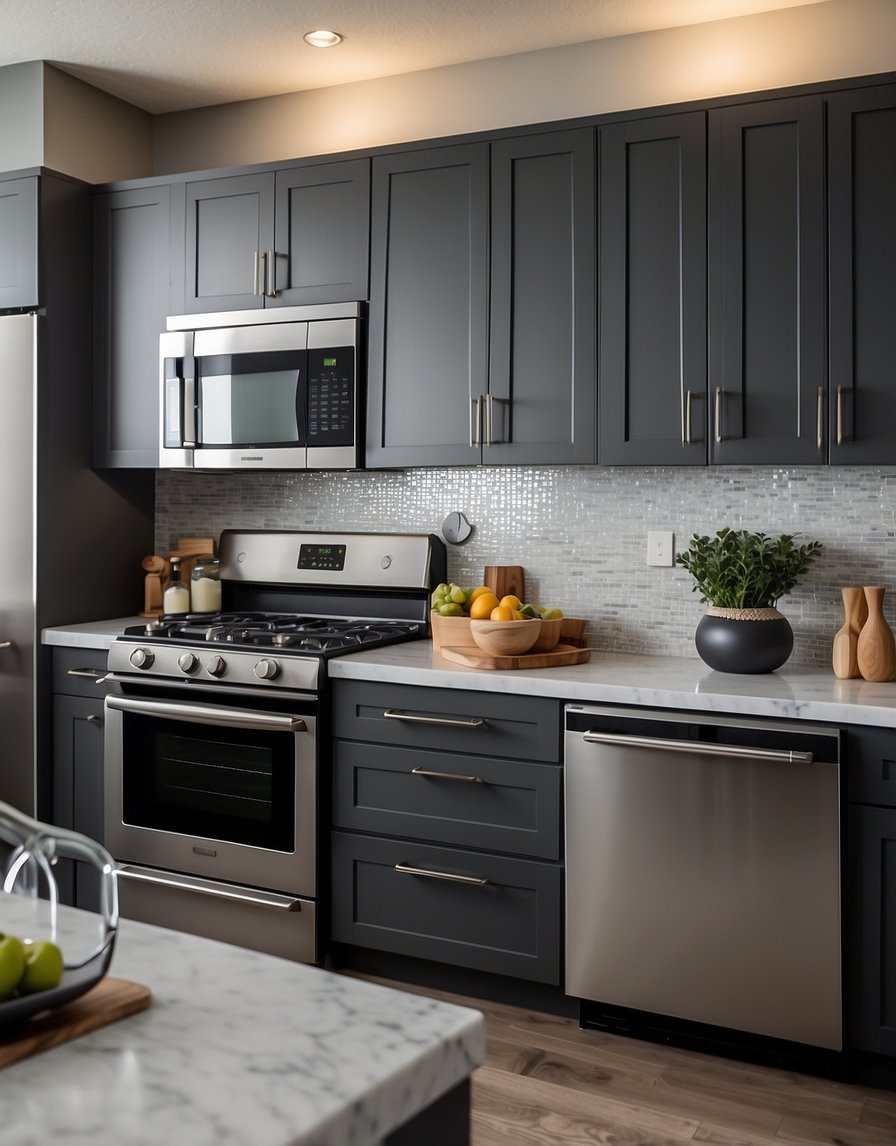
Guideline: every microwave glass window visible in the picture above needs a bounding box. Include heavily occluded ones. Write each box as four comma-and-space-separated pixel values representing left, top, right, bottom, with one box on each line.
198, 351, 304, 447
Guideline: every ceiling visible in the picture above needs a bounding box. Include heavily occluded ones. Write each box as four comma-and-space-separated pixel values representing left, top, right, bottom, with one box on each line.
3, 0, 830, 115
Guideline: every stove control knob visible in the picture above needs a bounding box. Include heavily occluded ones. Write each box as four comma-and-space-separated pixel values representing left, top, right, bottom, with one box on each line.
206, 655, 227, 678
254, 658, 281, 681
178, 652, 199, 674
129, 647, 154, 670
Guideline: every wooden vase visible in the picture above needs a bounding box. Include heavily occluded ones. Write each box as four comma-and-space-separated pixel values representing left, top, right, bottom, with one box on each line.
832, 587, 868, 679
856, 586, 896, 683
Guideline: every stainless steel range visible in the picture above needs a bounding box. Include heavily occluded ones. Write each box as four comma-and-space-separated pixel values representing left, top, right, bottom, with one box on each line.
103, 530, 446, 964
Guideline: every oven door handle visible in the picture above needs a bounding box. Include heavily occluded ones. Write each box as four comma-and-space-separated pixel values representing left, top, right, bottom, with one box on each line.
115, 864, 305, 911
105, 694, 307, 733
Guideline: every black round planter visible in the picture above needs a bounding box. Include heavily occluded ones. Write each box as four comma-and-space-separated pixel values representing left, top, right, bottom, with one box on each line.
694, 608, 794, 674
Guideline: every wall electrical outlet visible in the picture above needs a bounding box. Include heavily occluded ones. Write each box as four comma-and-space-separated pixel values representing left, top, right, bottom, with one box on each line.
647, 531, 675, 567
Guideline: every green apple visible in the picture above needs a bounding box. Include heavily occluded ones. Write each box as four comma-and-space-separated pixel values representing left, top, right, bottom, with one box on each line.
19, 940, 64, 995
0, 933, 26, 1000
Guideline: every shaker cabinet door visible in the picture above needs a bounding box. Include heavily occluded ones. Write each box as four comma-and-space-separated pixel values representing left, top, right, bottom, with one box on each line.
598, 113, 707, 465
0, 176, 38, 309
828, 84, 896, 463
708, 96, 826, 464
366, 144, 488, 467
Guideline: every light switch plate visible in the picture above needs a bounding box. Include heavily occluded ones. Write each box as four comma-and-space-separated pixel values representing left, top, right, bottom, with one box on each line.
647, 531, 675, 567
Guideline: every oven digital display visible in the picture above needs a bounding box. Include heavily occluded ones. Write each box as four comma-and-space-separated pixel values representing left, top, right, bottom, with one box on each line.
297, 543, 347, 571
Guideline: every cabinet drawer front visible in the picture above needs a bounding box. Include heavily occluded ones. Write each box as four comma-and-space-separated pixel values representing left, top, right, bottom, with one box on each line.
332, 681, 561, 762
333, 741, 560, 859
52, 648, 110, 698
331, 832, 561, 984
846, 726, 896, 808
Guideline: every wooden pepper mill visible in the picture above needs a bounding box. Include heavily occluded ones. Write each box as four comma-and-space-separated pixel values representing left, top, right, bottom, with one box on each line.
856, 586, 896, 683
832, 586, 868, 679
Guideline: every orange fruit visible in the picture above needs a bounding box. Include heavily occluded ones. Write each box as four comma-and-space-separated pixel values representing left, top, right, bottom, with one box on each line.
489, 605, 514, 621
469, 592, 500, 619
510, 609, 525, 620
499, 594, 522, 612
468, 585, 494, 601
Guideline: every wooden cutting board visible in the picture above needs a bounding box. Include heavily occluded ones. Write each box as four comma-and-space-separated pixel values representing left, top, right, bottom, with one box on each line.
439, 643, 591, 670
0, 978, 151, 1068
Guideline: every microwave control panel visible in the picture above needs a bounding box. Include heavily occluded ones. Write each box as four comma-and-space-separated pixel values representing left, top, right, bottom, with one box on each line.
307, 348, 354, 446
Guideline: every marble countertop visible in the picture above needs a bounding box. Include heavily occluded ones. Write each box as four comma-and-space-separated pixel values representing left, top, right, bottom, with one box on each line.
0, 899, 485, 1146
42, 617, 896, 726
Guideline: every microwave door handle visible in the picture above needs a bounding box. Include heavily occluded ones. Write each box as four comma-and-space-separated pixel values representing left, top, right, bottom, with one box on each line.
182, 353, 196, 447
105, 693, 306, 733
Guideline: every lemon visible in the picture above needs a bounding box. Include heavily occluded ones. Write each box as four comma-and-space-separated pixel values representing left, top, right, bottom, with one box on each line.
499, 595, 522, 612
470, 593, 500, 619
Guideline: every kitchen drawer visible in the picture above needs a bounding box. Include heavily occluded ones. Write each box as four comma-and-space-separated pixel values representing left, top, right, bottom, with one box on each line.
333, 740, 561, 859
331, 831, 562, 983
52, 648, 109, 698
332, 680, 561, 763
846, 725, 896, 808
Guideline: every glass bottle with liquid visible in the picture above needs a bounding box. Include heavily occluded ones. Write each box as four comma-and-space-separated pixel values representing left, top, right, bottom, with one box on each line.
191, 555, 222, 614
163, 556, 191, 615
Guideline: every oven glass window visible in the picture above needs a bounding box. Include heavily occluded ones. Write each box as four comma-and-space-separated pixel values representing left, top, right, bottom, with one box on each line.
122, 714, 295, 851
198, 351, 304, 447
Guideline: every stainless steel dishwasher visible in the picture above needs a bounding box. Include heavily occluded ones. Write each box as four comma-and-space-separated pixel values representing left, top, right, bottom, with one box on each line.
564, 704, 842, 1054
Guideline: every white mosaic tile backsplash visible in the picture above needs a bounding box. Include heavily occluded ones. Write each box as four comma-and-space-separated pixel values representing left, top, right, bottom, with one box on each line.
156, 465, 896, 667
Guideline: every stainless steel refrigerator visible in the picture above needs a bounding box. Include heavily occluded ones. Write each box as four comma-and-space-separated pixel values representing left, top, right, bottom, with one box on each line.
0, 309, 153, 816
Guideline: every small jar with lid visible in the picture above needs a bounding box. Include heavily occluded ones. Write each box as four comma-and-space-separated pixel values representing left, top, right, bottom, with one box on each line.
190, 555, 221, 614
163, 556, 191, 615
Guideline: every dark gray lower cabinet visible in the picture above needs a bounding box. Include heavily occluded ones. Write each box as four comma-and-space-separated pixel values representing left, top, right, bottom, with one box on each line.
51, 648, 107, 912
331, 681, 563, 984
828, 83, 896, 463
846, 725, 896, 1057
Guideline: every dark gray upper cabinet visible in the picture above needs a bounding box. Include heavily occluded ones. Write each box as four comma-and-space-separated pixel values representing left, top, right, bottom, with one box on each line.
183, 160, 370, 314
598, 113, 707, 465
486, 130, 596, 465
92, 184, 179, 467
708, 96, 826, 464
366, 131, 595, 468
366, 144, 489, 467
828, 84, 896, 464
0, 175, 39, 309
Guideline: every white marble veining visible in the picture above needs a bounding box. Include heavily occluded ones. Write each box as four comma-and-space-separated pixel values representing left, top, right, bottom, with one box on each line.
327, 641, 896, 728
0, 901, 484, 1146
42, 617, 145, 649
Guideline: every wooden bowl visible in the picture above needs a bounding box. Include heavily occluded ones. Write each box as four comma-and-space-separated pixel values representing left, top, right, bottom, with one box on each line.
470, 618, 541, 657
530, 616, 563, 653
430, 610, 475, 652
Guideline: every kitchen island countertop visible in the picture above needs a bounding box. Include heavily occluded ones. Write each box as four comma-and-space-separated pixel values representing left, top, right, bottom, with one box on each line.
42, 618, 896, 727
0, 904, 484, 1146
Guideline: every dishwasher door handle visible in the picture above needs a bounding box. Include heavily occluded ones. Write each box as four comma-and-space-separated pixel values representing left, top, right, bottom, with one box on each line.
581, 730, 814, 765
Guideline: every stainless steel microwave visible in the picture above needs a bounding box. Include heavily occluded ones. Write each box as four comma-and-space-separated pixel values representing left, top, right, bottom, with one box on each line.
159, 303, 363, 470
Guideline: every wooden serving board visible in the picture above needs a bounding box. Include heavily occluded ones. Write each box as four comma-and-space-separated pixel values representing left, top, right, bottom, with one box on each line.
0, 978, 151, 1068
439, 643, 591, 670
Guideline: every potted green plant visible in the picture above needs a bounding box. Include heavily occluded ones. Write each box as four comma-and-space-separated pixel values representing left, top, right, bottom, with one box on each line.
676, 528, 823, 673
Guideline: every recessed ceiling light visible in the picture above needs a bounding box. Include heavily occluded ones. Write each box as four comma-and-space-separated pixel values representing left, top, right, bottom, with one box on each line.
303, 29, 343, 48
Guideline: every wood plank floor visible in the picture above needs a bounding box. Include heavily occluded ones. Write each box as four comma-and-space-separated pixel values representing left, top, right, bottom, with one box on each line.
350, 973, 896, 1146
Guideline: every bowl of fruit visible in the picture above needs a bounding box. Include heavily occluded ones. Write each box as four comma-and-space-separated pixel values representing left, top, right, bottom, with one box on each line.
430, 583, 565, 656
0, 802, 118, 1031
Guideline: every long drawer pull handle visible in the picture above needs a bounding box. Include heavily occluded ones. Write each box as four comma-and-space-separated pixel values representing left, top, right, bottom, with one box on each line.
116, 864, 304, 909
581, 730, 813, 765
682, 389, 693, 445
816, 386, 824, 450
470, 397, 481, 447
67, 668, 105, 679
383, 709, 484, 729
836, 385, 845, 446
394, 863, 490, 886
714, 387, 723, 443
412, 767, 483, 784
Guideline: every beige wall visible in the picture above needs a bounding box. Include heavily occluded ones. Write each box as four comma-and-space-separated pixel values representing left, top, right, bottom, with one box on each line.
153, 0, 896, 176
43, 65, 153, 184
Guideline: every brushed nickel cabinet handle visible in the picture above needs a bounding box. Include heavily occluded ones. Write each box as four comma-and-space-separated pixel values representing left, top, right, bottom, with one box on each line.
253, 250, 262, 296
412, 766, 483, 784
836, 385, 844, 446
817, 387, 824, 450
67, 668, 104, 679
394, 863, 490, 886
0, 641, 12, 651
383, 709, 484, 729
485, 394, 494, 447
714, 387, 723, 444
470, 397, 481, 447
682, 390, 693, 445
85, 715, 102, 723
265, 249, 276, 297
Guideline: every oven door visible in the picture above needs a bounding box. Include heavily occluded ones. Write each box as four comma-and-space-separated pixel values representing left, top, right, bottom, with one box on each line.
104, 690, 316, 898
